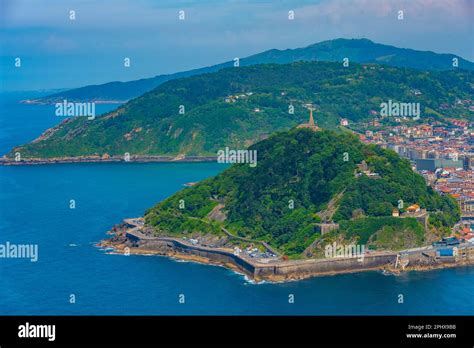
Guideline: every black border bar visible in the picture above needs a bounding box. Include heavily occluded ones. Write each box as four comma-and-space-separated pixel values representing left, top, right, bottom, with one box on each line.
0, 316, 472, 346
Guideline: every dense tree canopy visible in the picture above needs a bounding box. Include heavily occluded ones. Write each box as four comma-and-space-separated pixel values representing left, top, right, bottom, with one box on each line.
145, 129, 459, 256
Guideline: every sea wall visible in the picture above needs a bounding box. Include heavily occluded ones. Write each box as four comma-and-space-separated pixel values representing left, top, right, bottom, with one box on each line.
129, 234, 256, 276
254, 254, 397, 280
126, 232, 398, 281
122, 229, 474, 282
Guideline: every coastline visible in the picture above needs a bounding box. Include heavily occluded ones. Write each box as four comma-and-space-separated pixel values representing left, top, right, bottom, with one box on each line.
0, 155, 218, 166
20, 99, 128, 105
100, 240, 253, 279
99, 218, 474, 283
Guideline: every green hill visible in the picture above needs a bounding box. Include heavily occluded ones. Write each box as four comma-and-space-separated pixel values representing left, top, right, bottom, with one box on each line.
33, 38, 474, 103
144, 128, 460, 257
8, 60, 473, 159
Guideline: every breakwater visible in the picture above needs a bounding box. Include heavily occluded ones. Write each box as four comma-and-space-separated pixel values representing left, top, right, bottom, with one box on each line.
101, 219, 474, 282
108, 225, 400, 282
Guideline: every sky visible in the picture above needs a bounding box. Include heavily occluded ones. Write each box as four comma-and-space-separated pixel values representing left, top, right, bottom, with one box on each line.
1, 0, 473, 91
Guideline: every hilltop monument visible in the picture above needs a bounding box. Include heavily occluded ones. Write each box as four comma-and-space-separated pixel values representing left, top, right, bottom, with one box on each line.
297, 106, 320, 131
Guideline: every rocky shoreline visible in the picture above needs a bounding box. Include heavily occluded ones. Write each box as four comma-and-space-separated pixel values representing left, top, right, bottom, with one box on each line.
20, 99, 128, 105
98, 219, 474, 283
0, 155, 218, 166
100, 239, 252, 279
98, 225, 255, 279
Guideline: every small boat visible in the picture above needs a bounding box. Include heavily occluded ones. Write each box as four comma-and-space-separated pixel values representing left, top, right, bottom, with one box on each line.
183, 182, 198, 187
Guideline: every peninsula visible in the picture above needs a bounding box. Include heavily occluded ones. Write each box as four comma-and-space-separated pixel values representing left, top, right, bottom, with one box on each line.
4, 60, 473, 164
100, 127, 471, 282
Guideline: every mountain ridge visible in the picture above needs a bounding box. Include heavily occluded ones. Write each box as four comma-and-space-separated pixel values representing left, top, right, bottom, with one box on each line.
7, 60, 474, 160
31, 38, 474, 103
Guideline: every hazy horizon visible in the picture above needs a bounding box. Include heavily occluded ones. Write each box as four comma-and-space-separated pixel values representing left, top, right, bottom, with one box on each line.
1, 0, 473, 91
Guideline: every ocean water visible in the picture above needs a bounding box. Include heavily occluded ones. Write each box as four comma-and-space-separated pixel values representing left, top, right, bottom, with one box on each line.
0, 91, 473, 315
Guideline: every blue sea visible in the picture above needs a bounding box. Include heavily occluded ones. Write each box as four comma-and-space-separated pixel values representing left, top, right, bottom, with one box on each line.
0, 91, 473, 315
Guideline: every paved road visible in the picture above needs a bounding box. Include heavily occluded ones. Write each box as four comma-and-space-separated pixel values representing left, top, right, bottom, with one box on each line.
220, 227, 281, 256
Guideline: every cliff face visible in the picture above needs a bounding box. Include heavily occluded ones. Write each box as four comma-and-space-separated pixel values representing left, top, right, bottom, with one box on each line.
144, 128, 459, 257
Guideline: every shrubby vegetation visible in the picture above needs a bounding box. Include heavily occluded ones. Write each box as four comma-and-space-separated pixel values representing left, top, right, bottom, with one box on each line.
339, 217, 425, 246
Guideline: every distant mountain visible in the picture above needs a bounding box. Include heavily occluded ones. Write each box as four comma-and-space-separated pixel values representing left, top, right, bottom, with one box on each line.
32, 38, 474, 103
8, 60, 473, 160
144, 128, 459, 256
